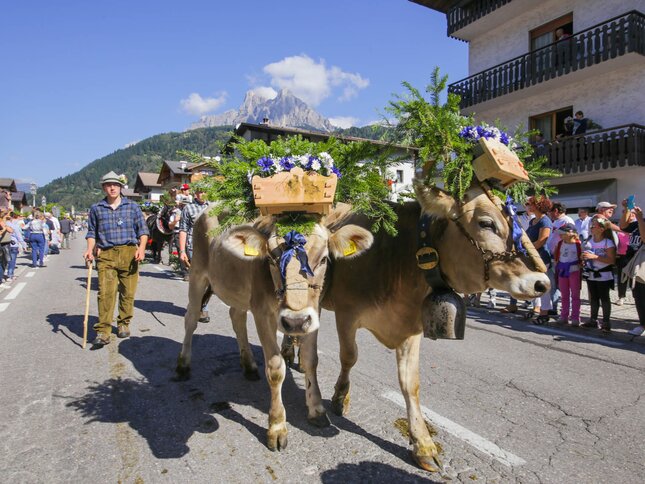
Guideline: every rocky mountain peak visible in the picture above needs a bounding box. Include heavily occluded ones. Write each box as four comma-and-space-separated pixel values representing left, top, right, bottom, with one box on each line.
189, 89, 334, 132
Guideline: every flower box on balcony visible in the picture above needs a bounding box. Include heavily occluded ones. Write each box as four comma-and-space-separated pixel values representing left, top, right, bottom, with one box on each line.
252, 167, 338, 215
472, 137, 529, 188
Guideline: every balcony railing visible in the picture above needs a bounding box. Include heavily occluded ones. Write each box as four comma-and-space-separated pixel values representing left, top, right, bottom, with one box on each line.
538, 124, 645, 175
449, 11, 645, 109
447, 0, 513, 36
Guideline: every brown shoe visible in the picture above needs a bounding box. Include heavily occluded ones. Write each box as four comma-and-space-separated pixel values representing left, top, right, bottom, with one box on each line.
90, 334, 110, 349
500, 305, 518, 313
117, 324, 131, 338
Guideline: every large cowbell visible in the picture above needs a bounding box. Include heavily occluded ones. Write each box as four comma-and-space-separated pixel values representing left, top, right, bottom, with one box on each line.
421, 288, 466, 340
417, 214, 466, 340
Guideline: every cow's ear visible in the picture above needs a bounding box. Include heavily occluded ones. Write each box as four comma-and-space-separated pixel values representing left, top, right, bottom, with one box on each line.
328, 225, 374, 259
414, 180, 458, 219
221, 226, 269, 260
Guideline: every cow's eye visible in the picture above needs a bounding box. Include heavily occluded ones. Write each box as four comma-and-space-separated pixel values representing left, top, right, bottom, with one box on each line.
314, 257, 328, 270
478, 218, 497, 232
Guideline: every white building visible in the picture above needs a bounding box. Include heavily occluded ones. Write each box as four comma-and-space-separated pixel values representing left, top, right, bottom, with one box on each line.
412, 0, 644, 210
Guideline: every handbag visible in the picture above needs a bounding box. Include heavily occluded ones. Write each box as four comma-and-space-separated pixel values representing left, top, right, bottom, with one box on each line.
622, 245, 645, 287
0, 229, 11, 244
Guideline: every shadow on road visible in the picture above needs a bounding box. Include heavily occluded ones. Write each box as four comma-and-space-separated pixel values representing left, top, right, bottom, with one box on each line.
468, 308, 645, 356
320, 461, 440, 483
46, 312, 97, 348
61, 334, 342, 459
135, 299, 185, 318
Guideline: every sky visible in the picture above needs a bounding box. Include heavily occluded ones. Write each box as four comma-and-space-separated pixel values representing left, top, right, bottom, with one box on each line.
0, 0, 468, 187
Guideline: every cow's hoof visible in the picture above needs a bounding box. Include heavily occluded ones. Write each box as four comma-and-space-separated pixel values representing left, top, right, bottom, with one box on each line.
331, 392, 350, 416
267, 426, 288, 451
243, 368, 261, 381
308, 412, 331, 428
412, 452, 443, 473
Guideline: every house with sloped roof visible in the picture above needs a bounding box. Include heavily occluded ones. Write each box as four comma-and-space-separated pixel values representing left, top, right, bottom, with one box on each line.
134, 172, 164, 202
411, 0, 644, 209
11, 191, 28, 211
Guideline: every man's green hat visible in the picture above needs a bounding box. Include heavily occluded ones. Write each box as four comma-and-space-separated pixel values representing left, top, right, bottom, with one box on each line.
101, 171, 127, 186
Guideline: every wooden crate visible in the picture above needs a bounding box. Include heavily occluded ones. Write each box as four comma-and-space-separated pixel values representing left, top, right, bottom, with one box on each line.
472, 137, 529, 188
252, 167, 338, 215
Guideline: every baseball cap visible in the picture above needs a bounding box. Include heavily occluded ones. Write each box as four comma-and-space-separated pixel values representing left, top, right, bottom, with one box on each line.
558, 223, 577, 234
180, 183, 190, 190
595, 201, 617, 210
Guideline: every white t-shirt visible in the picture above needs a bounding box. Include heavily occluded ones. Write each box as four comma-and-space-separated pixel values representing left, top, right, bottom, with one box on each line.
584, 238, 615, 281
547, 215, 575, 254
558, 242, 580, 272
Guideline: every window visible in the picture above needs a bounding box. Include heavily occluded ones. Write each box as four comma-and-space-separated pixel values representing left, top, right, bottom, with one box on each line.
396, 170, 404, 184
530, 107, 573, 141
529, 13, 573, 51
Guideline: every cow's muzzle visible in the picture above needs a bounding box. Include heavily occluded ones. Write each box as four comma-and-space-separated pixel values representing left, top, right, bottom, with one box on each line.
281, 314, 313, 335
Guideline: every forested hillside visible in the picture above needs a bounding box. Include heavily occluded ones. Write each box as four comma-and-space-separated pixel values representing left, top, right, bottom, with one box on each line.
40, 124, 386, 210
39, 127, 233, 210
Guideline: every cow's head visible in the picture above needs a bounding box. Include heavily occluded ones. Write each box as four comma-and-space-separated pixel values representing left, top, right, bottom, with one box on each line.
414, 181, 550, 299
221, 216, 373, 335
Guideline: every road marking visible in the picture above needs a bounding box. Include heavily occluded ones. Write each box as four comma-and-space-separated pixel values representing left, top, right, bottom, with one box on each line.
4, 282, 27, 300
530, 325, 624, 347
153, 265, 165, 272
25, 271, 35, 278
0, 303, 9, 312
383, 391, 526, 468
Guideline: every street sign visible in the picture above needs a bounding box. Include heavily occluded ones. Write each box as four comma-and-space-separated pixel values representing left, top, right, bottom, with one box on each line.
52, 206, 61, 218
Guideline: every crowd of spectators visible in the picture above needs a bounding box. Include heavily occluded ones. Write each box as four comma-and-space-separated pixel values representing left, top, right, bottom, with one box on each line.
473, 198, 644, 336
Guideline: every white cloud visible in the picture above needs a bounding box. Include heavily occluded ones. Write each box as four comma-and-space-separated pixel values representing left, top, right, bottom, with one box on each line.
329, 116, 359, 129
249, 86, 278, 100
262, 55, 369, 106
180, 92, 227, 116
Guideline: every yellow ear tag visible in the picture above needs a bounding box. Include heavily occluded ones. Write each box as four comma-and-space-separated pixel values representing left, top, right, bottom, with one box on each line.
244, 244, 259, 256
343, 240, 357, 256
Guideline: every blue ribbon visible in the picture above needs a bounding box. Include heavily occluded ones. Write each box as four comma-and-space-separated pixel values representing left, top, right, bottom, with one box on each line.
279, 231, 314, 282
505, 195, 527, 255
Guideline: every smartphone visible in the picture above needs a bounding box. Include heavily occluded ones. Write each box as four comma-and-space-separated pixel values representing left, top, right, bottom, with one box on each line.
626, 195, 635, 210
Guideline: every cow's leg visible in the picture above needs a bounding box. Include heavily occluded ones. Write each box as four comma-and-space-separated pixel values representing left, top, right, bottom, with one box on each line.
396, 332, 442, 473
331, 320, 358, 416
229, 307, 260, 381
176, 272, 209, 381
298, 331, 330, 427
254, 314, 288, 451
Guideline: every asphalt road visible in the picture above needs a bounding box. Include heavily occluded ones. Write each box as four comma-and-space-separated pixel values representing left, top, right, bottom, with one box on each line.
1, 238, 644, 483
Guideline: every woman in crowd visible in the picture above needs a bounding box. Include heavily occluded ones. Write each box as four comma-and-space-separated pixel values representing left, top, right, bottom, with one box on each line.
525, 196, 554, 324
581, 216, 616, 332
620, 203, 645, 336
5, 212, 27, 282
27, 211, 49, 268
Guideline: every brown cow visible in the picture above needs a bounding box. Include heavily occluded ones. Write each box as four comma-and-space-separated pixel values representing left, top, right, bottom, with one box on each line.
320, 182, 550, 472
176, 208, 374, 451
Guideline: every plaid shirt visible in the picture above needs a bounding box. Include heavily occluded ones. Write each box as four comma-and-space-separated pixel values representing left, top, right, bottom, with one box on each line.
86, 197, 149, 249
178, 199, 209, 251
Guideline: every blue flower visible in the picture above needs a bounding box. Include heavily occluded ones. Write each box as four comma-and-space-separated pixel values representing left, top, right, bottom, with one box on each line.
331, 166, 342, 178
279, 156, 295, 171
257, 157, 274, 172
500, 132, 510, 146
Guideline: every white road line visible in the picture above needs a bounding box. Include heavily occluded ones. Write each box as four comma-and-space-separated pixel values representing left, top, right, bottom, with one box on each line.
0, 303, 9, 312
383, 391, 526, 468
25, 271, 35, 278
4, 282, 27, 301
530, 325, 624, 347
153, 265, 165, 272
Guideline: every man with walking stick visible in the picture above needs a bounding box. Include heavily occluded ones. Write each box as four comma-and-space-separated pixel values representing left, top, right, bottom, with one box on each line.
83, 171, 149, 349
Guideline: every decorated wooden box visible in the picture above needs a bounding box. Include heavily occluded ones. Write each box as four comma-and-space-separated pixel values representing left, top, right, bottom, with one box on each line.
252, 167, 338, 215
472, 137, 529, 188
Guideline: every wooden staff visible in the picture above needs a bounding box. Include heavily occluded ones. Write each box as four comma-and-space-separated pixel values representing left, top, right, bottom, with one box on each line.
82, 262, 93, 349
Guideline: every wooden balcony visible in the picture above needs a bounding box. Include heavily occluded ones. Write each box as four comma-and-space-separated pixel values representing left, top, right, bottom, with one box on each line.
538, 124, 645, 175
447, 0, 513, 36
449, 11, 645, 109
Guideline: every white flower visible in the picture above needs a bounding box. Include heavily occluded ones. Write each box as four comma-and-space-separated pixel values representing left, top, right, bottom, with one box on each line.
297, 154, 309, 167
310, 159, 321, 171
319, 152, 334, 168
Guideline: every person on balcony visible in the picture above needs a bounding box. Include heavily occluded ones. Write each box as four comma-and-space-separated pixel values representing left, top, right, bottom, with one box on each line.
572, 111, 588, 135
